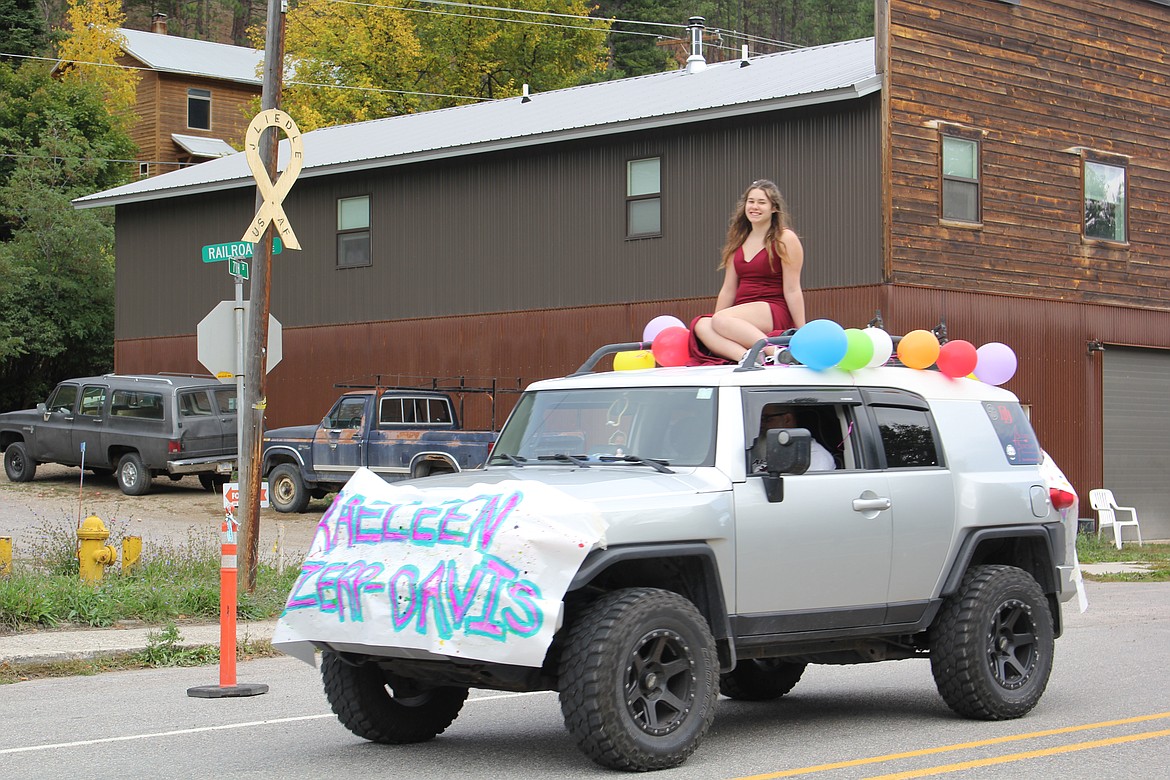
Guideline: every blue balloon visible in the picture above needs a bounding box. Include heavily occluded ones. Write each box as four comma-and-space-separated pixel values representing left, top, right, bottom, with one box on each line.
788, 319, 848, 370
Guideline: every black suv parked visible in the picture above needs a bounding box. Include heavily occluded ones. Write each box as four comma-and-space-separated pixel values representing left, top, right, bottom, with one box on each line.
0, 374, 237, 495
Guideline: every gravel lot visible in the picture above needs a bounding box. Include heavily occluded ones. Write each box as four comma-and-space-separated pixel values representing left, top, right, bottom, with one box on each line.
1, 463, 324, 562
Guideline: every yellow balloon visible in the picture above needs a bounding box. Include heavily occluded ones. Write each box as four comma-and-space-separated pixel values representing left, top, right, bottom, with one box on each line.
897, 329, 941, 370
614, 350, 655, 371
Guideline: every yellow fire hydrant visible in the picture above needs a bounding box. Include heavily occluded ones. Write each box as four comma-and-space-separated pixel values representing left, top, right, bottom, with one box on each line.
78, 515, 118, 583
0, 536, 12, 577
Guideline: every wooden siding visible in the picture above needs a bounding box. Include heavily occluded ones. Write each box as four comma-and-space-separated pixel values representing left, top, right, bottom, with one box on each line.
114, 96, 882, 339
886, 0, 1170, 307
116, 282, 1170, 507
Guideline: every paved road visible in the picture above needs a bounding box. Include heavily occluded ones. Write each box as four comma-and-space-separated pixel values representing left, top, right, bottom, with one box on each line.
2, 580, 1167, 779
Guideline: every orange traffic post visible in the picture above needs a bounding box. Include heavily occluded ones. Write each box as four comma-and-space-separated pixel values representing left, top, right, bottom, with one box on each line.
187, 486, 268, 698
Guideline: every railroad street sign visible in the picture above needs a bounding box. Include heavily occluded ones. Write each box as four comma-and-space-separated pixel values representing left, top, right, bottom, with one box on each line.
228, 258, 249, 279
201, 237, 283, 263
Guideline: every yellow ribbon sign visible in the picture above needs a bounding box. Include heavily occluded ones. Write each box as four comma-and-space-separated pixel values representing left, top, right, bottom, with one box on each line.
242, 109, 304, 251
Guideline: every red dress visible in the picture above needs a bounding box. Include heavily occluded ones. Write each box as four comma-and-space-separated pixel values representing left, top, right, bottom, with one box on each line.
687, 246, 794, 365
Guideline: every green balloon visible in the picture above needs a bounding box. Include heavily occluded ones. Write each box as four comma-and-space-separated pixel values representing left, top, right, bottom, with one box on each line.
837, 328, 874, 370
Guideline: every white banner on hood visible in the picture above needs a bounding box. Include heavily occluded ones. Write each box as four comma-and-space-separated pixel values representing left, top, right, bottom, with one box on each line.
273, 468, 607, 667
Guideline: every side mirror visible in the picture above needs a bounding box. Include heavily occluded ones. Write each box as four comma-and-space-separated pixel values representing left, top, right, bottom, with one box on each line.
761, 428, 812, 503
37, 402, 48, 420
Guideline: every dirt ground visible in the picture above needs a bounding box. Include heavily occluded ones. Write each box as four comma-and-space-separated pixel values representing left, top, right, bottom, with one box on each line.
1, 463, 328, 563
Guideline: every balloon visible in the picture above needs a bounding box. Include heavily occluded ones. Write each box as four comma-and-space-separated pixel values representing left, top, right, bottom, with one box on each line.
837, 328, 874, 371
935, 339, 978, 378
863, 327, 893, 368
651, 326, 690, 367
974, 342, 1018, 385
614, 350, 655, 371
642, 315, 687, 344
897, 329, 941, 370
788, 319, 848, 370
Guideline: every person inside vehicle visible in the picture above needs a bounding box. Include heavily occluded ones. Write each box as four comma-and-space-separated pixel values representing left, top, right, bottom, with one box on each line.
749, 404, 836, 473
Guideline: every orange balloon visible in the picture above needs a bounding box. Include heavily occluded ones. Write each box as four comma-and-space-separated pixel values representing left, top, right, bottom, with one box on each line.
897, 329, 941, 370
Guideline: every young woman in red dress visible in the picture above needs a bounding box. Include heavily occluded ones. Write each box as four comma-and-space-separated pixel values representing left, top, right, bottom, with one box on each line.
691, 180, 806, 364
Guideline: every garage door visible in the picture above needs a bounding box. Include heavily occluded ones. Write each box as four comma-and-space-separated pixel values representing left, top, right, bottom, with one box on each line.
1102, 347, 1170, 541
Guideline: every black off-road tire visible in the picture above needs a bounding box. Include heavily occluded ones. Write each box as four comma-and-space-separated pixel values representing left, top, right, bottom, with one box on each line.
558, 587, 719, 771
4, 442, 36, 482
320, 651, 468, 743
929, 564, 1054, 720
720, 659, 806, 701
269, 463, 310, 513
116, 452, 152, 495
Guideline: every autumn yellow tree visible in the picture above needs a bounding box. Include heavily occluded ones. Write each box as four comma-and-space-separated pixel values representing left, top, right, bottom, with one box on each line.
273, 0, 610, 131
55, 0, 139, 127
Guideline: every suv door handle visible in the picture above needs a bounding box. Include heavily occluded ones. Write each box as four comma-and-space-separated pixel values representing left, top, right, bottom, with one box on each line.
852, 496, 891, 512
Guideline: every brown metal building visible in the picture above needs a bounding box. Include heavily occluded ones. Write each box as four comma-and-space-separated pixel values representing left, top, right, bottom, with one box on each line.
78, 1, 1170, 537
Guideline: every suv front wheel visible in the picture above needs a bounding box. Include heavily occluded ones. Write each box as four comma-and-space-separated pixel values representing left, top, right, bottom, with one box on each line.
116, 452, 152, 496
929, 564, 1054, 720
269, 463, 309, 513
558, 587, 719, 771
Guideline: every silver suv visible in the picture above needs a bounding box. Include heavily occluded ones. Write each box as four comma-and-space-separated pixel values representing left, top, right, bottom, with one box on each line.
1, 374, 237, 495
275, 342, 1076, 771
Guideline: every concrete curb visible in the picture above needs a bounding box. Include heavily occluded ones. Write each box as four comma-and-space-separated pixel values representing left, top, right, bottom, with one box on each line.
0, 620, 278, 666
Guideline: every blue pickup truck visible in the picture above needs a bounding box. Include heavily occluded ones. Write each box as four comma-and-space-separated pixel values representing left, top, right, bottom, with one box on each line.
261, 387, 499, 512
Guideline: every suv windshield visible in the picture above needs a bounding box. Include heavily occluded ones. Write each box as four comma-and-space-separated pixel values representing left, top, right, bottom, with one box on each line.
493, 386, 717, 466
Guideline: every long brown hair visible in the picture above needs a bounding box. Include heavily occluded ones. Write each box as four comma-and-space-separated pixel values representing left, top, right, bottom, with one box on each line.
718, 179, 792, 273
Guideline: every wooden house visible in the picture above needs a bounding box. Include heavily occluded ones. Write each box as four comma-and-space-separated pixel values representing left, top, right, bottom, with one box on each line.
76, 1, 1170, 537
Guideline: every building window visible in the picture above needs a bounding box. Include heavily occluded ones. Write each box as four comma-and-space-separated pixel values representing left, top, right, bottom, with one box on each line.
1084, 160, 1126, 243
626, 157, 661, 238
941, 134, 980, 222
187, 88, 211, 130
337, 195, 371, 268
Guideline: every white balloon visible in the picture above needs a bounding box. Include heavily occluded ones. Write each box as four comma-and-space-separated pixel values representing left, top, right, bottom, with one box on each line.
863, 327, 893, 368
642, 315, 687, 344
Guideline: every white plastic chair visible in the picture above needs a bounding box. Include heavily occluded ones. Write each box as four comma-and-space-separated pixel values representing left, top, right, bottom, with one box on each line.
1088, 489, 1143, 550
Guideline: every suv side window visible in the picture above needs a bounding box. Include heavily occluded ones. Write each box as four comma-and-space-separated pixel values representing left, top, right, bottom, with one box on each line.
110, 390, 164, 420
213, 388, 237, 414
78, 386, 108, 417
46, 384, 79, 414
872, 406, 940, 468
328, 398, 366, 429
179, 391, 214, 416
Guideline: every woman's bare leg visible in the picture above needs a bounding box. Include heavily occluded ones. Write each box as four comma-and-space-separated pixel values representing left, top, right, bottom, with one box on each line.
693, 317, 750, 362
710, 302, 776, 357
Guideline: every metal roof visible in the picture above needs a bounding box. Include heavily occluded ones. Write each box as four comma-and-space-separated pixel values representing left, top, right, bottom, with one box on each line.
118, 27, 263, 85
171, 134, 237, 158
76, 37, 879, 209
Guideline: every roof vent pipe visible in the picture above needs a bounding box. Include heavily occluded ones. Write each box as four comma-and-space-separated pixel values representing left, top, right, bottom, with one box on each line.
740, 44, 750, 67
521, 83, 531, 103
151, 13, 168, 35
685, 16, 707, 73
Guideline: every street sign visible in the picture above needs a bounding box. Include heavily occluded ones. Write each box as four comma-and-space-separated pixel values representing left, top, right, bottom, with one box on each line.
223, 482, 270, 509
228, 258, 249, 279
201, 237, 283, 263
197, 301, 282, 378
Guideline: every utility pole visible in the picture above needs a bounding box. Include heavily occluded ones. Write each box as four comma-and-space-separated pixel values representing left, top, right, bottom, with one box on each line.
237, 0, 287, 593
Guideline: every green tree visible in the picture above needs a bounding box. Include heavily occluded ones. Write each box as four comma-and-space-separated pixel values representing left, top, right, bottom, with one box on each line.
0, 0, 49, 56
0, 62, 134, 411
276, 0, 610, 131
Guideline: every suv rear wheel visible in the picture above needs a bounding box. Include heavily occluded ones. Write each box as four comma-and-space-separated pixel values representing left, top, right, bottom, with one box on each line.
269, 463, 309, 513
116, 452, 152, 496
321, 651, 468, 743
929, 564, 1054, 720
4, 442, 36, 482
720, 658, 806, 701
558, 587, 719, 771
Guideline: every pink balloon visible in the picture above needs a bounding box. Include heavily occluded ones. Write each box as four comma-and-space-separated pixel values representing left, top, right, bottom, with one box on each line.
651, 326, 690, 367
643, 315, 687, 344
974, 342, 1018, 385
936, 340, 978, 378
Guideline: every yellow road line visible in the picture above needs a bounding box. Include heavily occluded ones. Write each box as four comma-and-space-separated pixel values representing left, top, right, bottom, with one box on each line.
733, 711, 1170, 780
865, 728, 1170, 779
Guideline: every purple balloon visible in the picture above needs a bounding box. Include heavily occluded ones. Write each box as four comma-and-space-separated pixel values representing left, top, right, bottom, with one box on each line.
974, 342, 1018, 385
643, 315, 687, 344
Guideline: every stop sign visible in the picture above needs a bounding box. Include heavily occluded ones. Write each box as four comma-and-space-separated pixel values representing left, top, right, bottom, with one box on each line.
197, 301, 282, 378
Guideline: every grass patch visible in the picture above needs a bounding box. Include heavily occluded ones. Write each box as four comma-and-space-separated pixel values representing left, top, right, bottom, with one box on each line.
0, 624, 281, 685
1076, 534, 1170, 582
0, 518, 300, 631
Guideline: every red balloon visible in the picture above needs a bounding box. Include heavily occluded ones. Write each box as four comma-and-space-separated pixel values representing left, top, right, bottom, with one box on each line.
651, 326, 690, 367
935, 339, 978, 378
